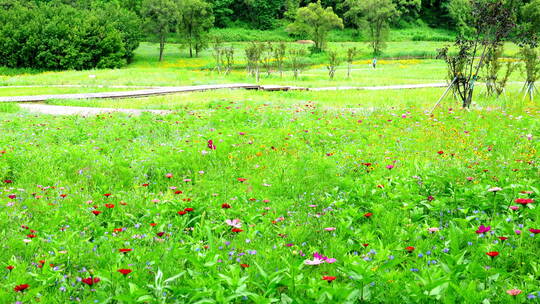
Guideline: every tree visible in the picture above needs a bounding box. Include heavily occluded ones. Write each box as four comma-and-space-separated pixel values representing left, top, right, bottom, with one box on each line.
289, 48, 309, 79
517, 0, 540, 100
141, 0, 177, 61
482, 45, 517, 96
519, 46, 539, 100
273, 42, 287, 77
346, 46, 358, 78
344, 0, 399, 56
287, 1, 343, 52
245, 42, 263, 81
326, 50, 342, 80
436, 0, 515, 108
177, 0, 214, 57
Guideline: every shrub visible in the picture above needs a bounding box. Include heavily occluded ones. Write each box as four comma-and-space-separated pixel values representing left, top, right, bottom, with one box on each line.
0, 2, 141, 70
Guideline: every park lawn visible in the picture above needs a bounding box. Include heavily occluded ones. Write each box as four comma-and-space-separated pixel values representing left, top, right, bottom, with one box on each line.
0, 95, 538, 303
0, 42, 524, 89
0, 86, 140, 97
45, 84, 533, 112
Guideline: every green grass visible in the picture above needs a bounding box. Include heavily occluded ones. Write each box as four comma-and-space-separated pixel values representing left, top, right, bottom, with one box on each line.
0, 94, 538, 303
45, 85, 534, 112
0, 86, 139, 97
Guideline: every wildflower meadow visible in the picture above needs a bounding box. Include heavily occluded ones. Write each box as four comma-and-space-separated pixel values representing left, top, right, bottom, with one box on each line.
0, 99, 538, 303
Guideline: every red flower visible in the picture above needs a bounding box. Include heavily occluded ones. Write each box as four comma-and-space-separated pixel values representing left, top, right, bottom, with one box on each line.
486, 251, 499, 257
8, 194, 16, 199
221, 203, 231, 209
3, 179, 12, 184
405, 246, 415, 253
105, 204, 115, 209
92, 210, 102, 215
142, 183, 149, 187
119, 248, 132, 253
207, 140, 216, 150
362, 162, 372, 167
232, 228, 243, 233
498, 237, 508, 241
177, 211, 187, 215
117, 269, 132, 276
14, 284, 29, 292
174, 190, 183, 194
184, 208, 194, 212
82, 277, 100, 286
104, 193, 112, 197
529, 229, 540, 234
165, 173, 173, 179
322, 276, 337, 282
150, 223, 157, 227
240, 264, 249, 268
6, 265, 14, 270
362, 243, 369, 247
515, 198, 534, 205
363, 212, 373, 218
437, 151, 444, 155
156, 232, 165, 237
26, 234, 37, 238
60, 194, 67, 198
237, 178, 247, 183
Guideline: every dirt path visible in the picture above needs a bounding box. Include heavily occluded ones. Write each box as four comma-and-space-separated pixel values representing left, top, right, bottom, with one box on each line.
0, 83, 448, 103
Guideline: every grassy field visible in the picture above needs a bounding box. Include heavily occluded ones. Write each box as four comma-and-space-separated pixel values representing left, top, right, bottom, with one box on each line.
0, 87, 140, 97
0, 95, 538, 303
0, 41, 524, 90
1, 37, 539, 303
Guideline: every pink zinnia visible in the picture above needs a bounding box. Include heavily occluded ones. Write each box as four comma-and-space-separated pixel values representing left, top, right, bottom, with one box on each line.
475, 225, 491, 234
506, 289, 522, 296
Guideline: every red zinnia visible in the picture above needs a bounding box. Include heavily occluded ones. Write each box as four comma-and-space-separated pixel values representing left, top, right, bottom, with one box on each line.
8, 194, 16, 199
27, 234, 36, 238
119, 248, 132, 253
150, 223, 157, 227
207, 140, 216, 150
177, 211, 187, 215
184, 208, 194, 212
486, 251, 499, 257
240, 264, 249, 268
362, 244, 369, 247
3, 179, 12, 184
322, 276, 337, 282
363, 212, 373, 218
515, 198, 534, 205
221, 203, 231, 209
82, 277, 100, 286
105, 204, 115, 209
117, 269, 132, 276
405, 246, 415, 252
6, 265, 14, 270
156, 232, 165, 237
498, 237, 508, 241
232, 228, 243, 233
437, 151, 444, 155
142, 183, 149, 187
14, 284, 29, 292
237, 178, 247, 183
104, 193, 112, 197
92, 210, 102, 215
529, 229, 540, 234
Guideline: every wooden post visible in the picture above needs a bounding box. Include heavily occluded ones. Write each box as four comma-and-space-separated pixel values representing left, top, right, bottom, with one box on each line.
430, 77, 458, 114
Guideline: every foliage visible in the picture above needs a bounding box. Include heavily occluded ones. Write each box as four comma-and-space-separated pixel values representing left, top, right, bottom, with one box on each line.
0, 1, 140, 70
344, 0, 399, 56
437, 0, 515, 107
177, 0, 215, 57
287, 1, 344, 52
519, 45, 540, 100
141, 0, 178, 61
482, 45, 517, 97
346, 46, 359, 78
244, 42, 264, 81
273, 42, 288, 77
326, 49, 342, 79
288, 47, 310, 79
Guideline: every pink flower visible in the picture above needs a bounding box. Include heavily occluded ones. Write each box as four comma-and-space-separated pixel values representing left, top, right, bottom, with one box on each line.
515, 230, 522, 235
488, 187, 502, 192
324, 227, 336, 231
165, 173, 173, 179
207, 140, 216, 150
428, 227, 440, 233
506, 289, 522, 296
466, 177, 474, 181
386, 165, 394, 170
225, 219, 242, 228
509, 206, 519, 211
475, 225, 491, 234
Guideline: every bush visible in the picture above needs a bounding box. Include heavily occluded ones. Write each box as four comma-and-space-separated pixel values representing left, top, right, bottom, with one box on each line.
0, 2, 141, 70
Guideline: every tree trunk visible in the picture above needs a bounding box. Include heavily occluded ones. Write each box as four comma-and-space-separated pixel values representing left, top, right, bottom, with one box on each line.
159, 35, 165, 62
